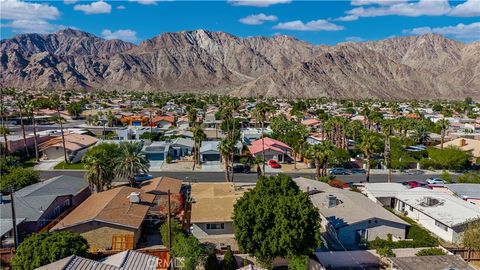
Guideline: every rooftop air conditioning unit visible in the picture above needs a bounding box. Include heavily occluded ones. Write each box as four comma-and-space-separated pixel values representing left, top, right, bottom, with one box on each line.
326, 194, 337, 208
129, 192, 141, 204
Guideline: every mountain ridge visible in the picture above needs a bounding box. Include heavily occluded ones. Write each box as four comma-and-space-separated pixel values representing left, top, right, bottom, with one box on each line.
1, 29, 479, 99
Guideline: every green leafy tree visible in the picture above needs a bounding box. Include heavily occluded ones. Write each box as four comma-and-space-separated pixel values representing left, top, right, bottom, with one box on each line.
457, 172, 480, 184
305, 141, 335, 179
358, 131, 383, 182
159, 219, 184, 249
376, 247, 396, 257
204, 250, 220, 270
66, 102, 84, 119
221, 247, 238, 270
440, 171, 452, 183
463, 222, 480, 251
0, 167, 39, 193
415, 248, 446, 256
288, 255, 309, 270
233, 174, 321, 266
172, 234, 202, 270
12, 231, 88, 270
420, 147, 471, 170
114, 142, 149, 186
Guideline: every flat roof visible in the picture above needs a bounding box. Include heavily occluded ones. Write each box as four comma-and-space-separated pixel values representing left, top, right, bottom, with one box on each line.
396, 187, 480, 227
190, 183, 246, 223
363, 183, 409, 198
390, 255, 474, 270
445, 184, 480, 199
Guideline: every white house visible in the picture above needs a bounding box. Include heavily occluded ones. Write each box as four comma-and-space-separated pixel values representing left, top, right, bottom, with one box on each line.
394, 187, 480, 243
362, 183, 409, 207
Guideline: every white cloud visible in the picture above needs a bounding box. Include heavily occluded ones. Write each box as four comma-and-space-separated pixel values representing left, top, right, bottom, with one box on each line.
239, 13, 278, 25
228, 0, 291, 7
0, 0, 60, 20
129, 0, 157, 4
0, 0, 65, 33
117, 5, 126, 9
345, 36, 365, 42
63, 0, 78, 4
335, 15, 359, 21
449, 0, 480, 17
273, 19, 344, 31
74, 1, 111, 14
101, 29, 138, 42
403, 22, 480, 41
345, 0, 451, 18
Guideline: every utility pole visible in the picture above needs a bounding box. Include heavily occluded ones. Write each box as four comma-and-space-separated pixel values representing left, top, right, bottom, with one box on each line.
10, 186, 18, 249
167, 189, 172, 270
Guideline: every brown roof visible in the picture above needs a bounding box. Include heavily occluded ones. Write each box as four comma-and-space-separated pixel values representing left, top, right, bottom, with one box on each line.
39, 133, 98, 152
140, 176, 183, 195
51, 186, 155, 231
152, 115, 175, 124
190, 183, 246, 223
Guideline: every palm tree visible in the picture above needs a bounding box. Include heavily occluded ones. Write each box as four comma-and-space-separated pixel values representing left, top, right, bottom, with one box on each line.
52, 97, 68, 164
16, 97, 30, 157
83, 143, 118, 192
359, 131, 382, 183
84, 155, 108, 192
114, 142, 149, 186
306, 141, 335, 180
187, 107, 197, 127
253, 102, 273, 176
0, 126, 11, 156
192, 124, 207, 165
437, 119, 450, 150
251, 156, 263, 179
412, 124, 430, 145
381, 120, 394, 183
106, 110, 115, 127
26, 101, 40, 162
218, 138, 236, 182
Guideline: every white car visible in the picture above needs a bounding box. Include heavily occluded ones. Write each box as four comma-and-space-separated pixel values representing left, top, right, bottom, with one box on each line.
134, 173, 153, 182
426, 177, 445, 185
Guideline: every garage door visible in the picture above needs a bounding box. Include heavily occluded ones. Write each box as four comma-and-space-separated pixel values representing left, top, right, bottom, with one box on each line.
147, 153, 164, 161
203, 154, 220, 162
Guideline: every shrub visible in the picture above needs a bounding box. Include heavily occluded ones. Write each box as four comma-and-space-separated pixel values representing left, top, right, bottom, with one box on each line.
457, 172, 480, 184
166, 155, 173, 164
328, 179, 345, 189
221, 247, 238, 270
0, 167, 40, 193
288, 255, 309, 270
416, 248, 446, 256
204, 251, 219, 270
376, 247, 396, 257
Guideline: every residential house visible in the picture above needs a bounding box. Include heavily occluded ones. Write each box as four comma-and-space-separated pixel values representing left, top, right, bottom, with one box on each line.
248, 137, 292, 163
436, 137, 480, 160
394, 187, 480, 243
200, 140, 242, 163
116, 126, 159, 140
362, 183, 409, 207
0, 134, 51, 153
0, 218, 25, 247
143, 138, 194, 162
190, 183, 248, 251
36, 250, 161, 270
151, 115, 175, 129
39, 133, 97, 162
51, 186, 155, 250
388, 255, 474, 270
240, 128, 272, 145
0, 175, 90, 242
294, 178, 409, 248
140, 177, 184, 218
444, 184, 480, 206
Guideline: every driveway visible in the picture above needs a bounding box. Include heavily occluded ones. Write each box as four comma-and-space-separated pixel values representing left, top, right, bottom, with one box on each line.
34, 159, 63, 171
162, 161, 195, 172
200, 162, 223, 172
149, 161, 164, 171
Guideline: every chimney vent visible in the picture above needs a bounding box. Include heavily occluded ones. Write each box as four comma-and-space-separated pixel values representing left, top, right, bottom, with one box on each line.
129, 192, 141, 204
326, 194, 337, 208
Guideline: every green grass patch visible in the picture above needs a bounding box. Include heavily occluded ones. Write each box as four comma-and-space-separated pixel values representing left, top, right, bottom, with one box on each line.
21, 158, 38, 168
54, 161, 86, 170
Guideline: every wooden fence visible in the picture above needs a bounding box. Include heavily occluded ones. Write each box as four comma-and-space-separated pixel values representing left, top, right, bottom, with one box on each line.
447, 248, 480, 261
0, 247, 15, 268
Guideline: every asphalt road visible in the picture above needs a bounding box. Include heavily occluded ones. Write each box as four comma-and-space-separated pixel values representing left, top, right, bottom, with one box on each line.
40, 170, 453, 184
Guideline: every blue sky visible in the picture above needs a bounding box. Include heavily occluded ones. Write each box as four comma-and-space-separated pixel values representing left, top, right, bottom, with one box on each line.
1, 0, 479, 45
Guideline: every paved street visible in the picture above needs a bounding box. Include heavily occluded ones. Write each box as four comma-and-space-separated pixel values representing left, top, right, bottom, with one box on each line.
40, 170, 455, 184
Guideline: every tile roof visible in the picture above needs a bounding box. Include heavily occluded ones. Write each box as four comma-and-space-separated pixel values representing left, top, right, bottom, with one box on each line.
39, 133, 98, 152
248, 137, 292, 155
51, 186, 155, 231
140, 177, 183, 195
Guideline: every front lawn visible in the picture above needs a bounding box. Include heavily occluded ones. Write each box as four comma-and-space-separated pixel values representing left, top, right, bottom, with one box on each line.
54, 162, 86, 170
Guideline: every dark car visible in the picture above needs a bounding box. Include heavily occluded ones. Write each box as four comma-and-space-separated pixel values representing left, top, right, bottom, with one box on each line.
329, 168, 350, 175
350, 168, 367, 174
233, 163, 251, 173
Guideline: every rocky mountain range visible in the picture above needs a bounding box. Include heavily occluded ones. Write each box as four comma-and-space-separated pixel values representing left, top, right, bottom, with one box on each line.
1, 29, 479, 99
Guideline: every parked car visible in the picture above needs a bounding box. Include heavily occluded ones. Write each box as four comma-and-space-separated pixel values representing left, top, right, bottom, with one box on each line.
426, 177, 445, 185
329, 168, 350, 175
134, 173, 153, 182
403, 181, 430, 188
350, 168, 366, 174
233, 163, 251, 173
268, 160, 281, 169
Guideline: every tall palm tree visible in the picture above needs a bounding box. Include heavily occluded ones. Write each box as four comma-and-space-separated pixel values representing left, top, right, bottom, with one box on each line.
412, 124, 430, 145
84, 155, 107, 192
187, 107, 197, 127
83, 143, 118, 192
381, 120, 394, 183
253, 102, 273, 175
437, 118, 450, 150
114, 142, 149, 186
218, 138, 236, 182
0, 126, 11, 156
359, 131, 382, 183
306, 141, 335, 180
26, 101, 40, 161
52, 97, 68, 164
192, 124, 206, 165
16, 97, 29, 157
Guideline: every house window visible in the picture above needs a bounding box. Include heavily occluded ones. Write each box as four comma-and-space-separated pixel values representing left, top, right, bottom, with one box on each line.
206, 223, 225, 230
409, 206, 414, 211
435, 220, 448, 231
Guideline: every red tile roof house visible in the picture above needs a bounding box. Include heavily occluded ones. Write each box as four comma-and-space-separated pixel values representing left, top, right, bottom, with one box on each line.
151, 115, 175, 129
248, 137, 293, 163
